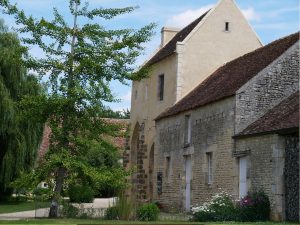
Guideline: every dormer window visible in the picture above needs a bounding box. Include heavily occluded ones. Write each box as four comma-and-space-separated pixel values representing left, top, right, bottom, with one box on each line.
225, 22, 230, 31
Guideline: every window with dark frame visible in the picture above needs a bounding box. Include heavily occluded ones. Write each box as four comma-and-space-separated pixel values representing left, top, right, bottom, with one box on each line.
225, 22, 230, 31
207, 152, 213, 184
158, 74, 164, 101
165, 156, 171, 180
184, 115, 192, 146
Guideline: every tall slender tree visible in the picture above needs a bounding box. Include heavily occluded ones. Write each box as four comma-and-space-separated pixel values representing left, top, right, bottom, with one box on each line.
0, 19, 44, 198
0, 0, 154, 217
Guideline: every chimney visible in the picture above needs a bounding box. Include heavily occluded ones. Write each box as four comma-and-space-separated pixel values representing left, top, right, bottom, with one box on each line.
161, 27, 180, 47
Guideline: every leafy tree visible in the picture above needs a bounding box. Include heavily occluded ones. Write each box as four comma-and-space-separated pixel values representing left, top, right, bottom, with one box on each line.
0, 0, 154, 217
101, 107, 130, 119
0, 19, 44, 199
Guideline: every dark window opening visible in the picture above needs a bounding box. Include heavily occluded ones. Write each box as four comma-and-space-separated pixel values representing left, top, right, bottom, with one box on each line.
225, 22, 230, 31
157, 172, 163, 195
158, 74, 164, 101
207, 152, 213, 184
184, 115, 192, 146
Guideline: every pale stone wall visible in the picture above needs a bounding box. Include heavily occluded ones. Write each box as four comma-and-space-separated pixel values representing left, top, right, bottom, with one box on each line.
234, 133, 299, 221
177, 0, 262, 100
128, 0, 263, 202
235, 41, 299, 133
128, 54, 178, 202
155, 97, 238, 211
235, 135, 286, 220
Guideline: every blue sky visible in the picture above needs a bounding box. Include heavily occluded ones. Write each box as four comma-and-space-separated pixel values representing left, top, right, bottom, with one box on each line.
1, 0, 299, 111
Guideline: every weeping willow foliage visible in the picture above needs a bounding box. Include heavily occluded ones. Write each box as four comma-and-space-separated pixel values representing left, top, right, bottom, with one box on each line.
0, 19, 44, 196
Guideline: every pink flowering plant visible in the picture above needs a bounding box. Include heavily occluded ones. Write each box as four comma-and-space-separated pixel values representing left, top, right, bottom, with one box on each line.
237, 190, 270, 221
190, 190, 270, 222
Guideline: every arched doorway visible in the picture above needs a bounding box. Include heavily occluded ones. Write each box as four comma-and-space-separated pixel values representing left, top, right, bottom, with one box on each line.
149, 143, 154, 202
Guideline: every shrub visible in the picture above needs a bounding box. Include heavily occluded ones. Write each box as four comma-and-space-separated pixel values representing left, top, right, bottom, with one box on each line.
191, 191, 237, 222
33, 187, 51, 201
105, 206, 119, 220
68, 184, 94, 203
61, 202, 79, 218
137, 203, 160, 221
237, 190, 270, 221
105, 193, 135, 220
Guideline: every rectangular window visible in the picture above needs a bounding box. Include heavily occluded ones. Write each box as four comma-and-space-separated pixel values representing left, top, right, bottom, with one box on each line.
157, 172, 163, 195
184, 115, 192, 146
165, 156, 171, 180
207, 152, 213, 184
225, 22, 229, 31
158, 74, 164, 101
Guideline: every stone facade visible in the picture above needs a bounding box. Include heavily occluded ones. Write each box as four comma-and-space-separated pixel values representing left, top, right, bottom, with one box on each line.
235, 42, 299, 133
284, 134, 299, 222
235, 134, 286, 220
153, 36, 299, 221
128, 0, 262, 203
155, 97, 238, 211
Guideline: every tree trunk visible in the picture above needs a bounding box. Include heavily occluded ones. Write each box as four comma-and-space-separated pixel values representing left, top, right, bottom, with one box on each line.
49, 167, 65, 218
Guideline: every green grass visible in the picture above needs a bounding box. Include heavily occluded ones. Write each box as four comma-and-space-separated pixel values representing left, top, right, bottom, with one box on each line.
0, 201, 50, 214
0, 220, 298, 225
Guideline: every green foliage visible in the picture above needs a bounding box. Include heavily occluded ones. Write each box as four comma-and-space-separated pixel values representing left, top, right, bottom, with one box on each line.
68, 184, 94, 203
105, 192, 135, 220
33, 187, 52, 201
137, 203, 160, 221
61, 202, 79, 218
0, 0, 154, 216
0, 19, 44, 197
104, 206, 118, 220
101, 107, 130, 119
237, 191, 270, 222
191, 192, 237, 222
191, 190, 271, 222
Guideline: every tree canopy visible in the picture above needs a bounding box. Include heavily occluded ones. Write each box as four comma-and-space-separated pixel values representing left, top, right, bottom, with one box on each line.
0, 0, 154, 216
0, 19, 44, 198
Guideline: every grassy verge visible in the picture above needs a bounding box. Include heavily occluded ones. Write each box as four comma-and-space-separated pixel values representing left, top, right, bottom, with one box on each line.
0, 220, 298, 225
0, 201, 50, 214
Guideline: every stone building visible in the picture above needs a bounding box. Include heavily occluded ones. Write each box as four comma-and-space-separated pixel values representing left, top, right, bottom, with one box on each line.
125, 0, 262, 203
154, 32, 299, 221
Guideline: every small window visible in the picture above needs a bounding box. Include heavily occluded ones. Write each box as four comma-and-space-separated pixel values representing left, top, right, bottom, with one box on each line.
165, 156, 171, 180
135, 90, 138, 100
158, 74, 164, 101
157, 172, 163, 195
207, 152, 213, 184
225, 22, 230, 31
184, 115, 192, 146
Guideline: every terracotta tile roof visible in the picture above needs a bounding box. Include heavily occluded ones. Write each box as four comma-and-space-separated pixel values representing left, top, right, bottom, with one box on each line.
146, 10, 210, 66
156, 32, 300, 121
37, 119, 129, 163
234, 91, 299, 137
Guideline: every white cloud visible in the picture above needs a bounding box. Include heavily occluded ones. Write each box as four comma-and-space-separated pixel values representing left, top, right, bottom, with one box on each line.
241, 7, 261, 22
166, 4, 214, 28
253, 23, 288, 30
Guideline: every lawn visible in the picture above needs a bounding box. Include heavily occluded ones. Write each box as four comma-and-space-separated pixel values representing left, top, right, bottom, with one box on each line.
0, 219, 299, 225
0, 201, 50, 214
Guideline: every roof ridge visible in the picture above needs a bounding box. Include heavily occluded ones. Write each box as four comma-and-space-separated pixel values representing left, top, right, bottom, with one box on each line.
156, 31, 300, 121
146, 10, 210, 66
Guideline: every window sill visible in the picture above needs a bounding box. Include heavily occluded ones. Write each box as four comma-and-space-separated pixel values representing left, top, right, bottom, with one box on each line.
183, 143, 191, 148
